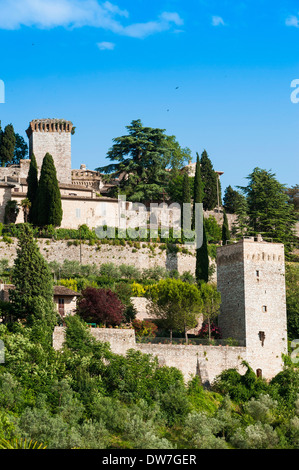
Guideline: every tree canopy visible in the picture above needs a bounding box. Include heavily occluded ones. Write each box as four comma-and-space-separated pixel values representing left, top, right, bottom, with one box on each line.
238, 168, 297, 252
0, 124, 16, 167
97, 119, 190, 202
147, 278, 202, 343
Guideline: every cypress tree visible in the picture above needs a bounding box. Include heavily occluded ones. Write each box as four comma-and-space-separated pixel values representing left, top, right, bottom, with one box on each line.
200, 150, 218, 211
195, 219, 209, 284
0, 124, 16, 167
26, 153, 39, 225
192, 152, 204, 229
9, 224, 56, 339
221, 209, 230, 246
181, 171, 191, 233
36, 153, 63, 227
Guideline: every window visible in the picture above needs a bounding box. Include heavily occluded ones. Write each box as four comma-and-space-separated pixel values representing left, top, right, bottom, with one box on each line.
258, 331, 265, 346
76, 208, 81, 219
256, 369, 262, 378
262, 305, 267, 313
256, 270, 260, 277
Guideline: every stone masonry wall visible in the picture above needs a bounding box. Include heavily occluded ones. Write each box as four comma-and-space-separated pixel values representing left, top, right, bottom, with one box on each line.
0, 237, 198, 276
53, 326, 247, 385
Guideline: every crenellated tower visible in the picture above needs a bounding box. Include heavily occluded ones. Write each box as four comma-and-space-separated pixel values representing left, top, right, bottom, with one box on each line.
217, 236, 288, 379
26, 119, 73, 184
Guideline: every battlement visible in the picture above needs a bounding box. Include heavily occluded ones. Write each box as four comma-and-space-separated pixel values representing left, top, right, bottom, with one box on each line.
26, 119, 73, 137
217, 236, 285, 267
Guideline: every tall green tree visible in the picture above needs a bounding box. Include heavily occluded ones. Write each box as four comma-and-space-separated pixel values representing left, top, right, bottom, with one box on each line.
26, 153, 39, 225
97, 119, 190, 202
238, 168, 297, 252
147, 279, 202, 344
182, 171, 191, 231
9, 224, 56, 344
199, 283, 221, 341
200, 150, 218, 211
36, 153, 63, 227
223, 185, 244, 214
195, 219, 209, 284
192, 152, 204, 229
221, 210, 230, 246
13, 133, 28, 164
0, 124, 16, 167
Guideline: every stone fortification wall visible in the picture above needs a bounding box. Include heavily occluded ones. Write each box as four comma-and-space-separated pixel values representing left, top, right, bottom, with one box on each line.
53, 326, 247, 385
0, 237, 198, 275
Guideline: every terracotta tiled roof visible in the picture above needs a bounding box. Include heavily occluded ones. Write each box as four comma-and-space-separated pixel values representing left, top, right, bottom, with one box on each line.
54, 286, 80, 296
0, 284, 79, 302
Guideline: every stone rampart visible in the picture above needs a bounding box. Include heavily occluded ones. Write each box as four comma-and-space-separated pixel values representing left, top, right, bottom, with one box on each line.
53, 326, 247, 385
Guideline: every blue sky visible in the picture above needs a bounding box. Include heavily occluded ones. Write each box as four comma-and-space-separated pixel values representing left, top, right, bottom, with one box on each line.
0, 0, 299, 193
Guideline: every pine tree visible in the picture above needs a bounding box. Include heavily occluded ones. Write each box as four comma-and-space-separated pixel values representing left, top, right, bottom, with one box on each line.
9, 224, 56, 336
239, 168, 297, 253
97, 119, 190, 202
195, 219, 209, 284
36, 153, 63, 227
26, 153, 39, 225
223, 185, 243, 214
0, 124, 16, 167
192, 152, 203, 229
221, 209, 230, 246
200, 150, 218, 211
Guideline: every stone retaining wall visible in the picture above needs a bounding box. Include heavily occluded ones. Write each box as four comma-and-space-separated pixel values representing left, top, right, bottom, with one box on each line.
0, 237, 200, 276
53, 326, 247, 385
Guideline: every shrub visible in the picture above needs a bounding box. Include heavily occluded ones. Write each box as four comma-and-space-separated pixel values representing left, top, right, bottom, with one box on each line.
132, 319, 158, 338
77, 287, 125, 326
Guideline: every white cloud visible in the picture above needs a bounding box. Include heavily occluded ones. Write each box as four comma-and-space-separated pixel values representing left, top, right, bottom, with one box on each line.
97, 41, 115, 50
286, 15, 299, 28
0, 0, 184, 39
211, 16, 225, 27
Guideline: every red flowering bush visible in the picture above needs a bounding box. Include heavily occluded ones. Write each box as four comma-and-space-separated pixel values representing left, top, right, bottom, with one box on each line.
197, 322, 222, 339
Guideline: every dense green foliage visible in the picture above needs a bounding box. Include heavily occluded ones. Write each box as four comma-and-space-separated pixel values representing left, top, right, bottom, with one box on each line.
222, 210, 230, 245
192, 153, 203, 230
238, 168, 297, 253
0, 320, 298, 449
195, 221, 209, 284
200, 150, 218, 211
26, 154, 39, 225
36, 153, 63, 227
0, 124, 16, 167
285, 263, 299, 340
8, 224, 57, 347
223, 185, 244, 214
97, 119, 190, 202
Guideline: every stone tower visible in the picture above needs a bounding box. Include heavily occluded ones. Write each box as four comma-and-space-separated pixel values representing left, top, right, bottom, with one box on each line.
26, 119, 73, 184
217, 236, 288, 380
